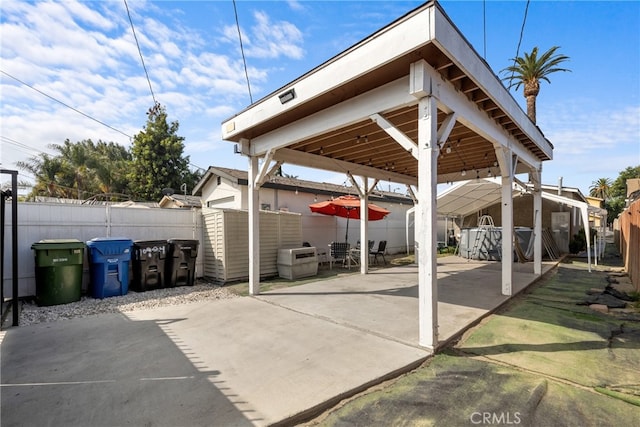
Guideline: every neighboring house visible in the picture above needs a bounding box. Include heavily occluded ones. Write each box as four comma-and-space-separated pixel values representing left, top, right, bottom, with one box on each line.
585, 196, 605, 229
193, 166, 415, 254
159, 194, 202, 209
626, 178, 640, 205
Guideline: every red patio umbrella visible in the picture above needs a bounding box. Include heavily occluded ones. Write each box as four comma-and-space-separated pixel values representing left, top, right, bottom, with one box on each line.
309, 195, 390, 242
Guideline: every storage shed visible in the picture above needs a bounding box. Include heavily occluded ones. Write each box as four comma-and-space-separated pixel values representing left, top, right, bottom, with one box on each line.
202, 208, 302, 283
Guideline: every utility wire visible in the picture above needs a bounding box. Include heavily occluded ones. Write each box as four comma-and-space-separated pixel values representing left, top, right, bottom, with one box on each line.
0, 69, 132, 139
124, 0, 157, 105
1, 136, 47, 156
232, 0, 253, 104
509, 0, 531, 81
482, 0, 486, 59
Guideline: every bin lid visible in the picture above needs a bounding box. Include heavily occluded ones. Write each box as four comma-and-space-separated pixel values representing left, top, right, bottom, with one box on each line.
134, 239, 169, 245
31, 239, 85, 250
86, 237, 133, 248
167, 238, 199, 244
88, 237, 133, 242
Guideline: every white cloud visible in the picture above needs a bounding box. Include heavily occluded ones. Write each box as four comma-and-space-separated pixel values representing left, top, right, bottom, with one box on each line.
221, 10, 304, 60
248, 11, 304, 59
541, 101, 640, 155
287, 1, 305, 12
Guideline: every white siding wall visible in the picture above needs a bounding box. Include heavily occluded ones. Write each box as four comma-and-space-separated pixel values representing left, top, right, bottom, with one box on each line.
251, 189, 414, 254
203, 178, 242, 209
2, 203, 203, 299
202, 208, 302, 283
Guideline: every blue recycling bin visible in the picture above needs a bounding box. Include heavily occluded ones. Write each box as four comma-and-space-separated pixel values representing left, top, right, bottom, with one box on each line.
86, 237, 133, 299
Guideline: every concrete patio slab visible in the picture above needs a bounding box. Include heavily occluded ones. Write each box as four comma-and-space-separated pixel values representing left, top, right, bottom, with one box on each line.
259, 258, 556, 347
1, 257, 556, 426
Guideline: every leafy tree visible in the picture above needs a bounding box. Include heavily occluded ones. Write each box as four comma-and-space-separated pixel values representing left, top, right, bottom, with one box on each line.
501, 46, 570, 123
589, 177, 612, 200
16, 139, 132, 200
610, 165, 640, 199
86, 141, 132, 196
128, 103, 200, 201
16, 153, 65, 198
49, 139, 93, 199
598, 165, 640, 223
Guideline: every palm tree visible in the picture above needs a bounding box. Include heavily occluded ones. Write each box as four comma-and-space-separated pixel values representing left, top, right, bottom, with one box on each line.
501, 46, 570, 123
16, 154, 65, 198
589, 177, 612, 200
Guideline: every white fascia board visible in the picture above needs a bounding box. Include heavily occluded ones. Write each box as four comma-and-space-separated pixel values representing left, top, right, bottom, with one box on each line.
248, 77, 417, 156
221, 6, 434, 141
273, 148, 417, 186
416, 59, 541, 170
431, 7, 553, 161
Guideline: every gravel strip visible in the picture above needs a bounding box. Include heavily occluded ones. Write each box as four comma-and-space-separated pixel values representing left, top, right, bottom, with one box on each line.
15, 281, 239, 327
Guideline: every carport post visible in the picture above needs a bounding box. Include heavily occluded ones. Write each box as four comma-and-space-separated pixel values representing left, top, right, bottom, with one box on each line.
416, 95, 439, 350
500, 150, 515, 296
531, 169, 543, 276
248, 154, 260, 295
359, 177, 370, 274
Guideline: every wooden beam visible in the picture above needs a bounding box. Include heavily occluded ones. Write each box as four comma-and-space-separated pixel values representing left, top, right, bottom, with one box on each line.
370, 113, 419, 160
254, 149, 275, 187
272, 148, 417, 186
246, 77, 417, 157
413, 59, 543, 170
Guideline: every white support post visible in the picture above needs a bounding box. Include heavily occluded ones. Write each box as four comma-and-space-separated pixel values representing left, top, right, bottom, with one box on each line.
360, 176, 369, 274
416, 95, 439, 350
248, 155, 260, 295
500, 150, 514, 296
531, 170, 542, 275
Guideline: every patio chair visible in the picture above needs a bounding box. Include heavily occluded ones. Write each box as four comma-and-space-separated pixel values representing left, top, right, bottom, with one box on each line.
330, 242, 351, 269
355, 240, 375, 250
370, 240, 387, 265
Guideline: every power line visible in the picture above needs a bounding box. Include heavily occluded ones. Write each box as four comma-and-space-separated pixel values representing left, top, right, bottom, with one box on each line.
124, 0, 157, 105
0, 69, 132, 139
1, 136, 47, 156
510, 0, 531, 81
482, 0, 486, 59
232, 0, 253, 104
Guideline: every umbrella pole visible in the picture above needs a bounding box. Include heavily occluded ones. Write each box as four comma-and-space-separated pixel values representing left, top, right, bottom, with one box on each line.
345, 216, 349, 243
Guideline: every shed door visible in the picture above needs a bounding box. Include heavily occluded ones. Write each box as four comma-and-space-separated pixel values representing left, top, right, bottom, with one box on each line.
551, 212, 570, 253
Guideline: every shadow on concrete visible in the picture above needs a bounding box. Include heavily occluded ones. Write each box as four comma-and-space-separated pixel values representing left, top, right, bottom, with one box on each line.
1, 313, 256, 427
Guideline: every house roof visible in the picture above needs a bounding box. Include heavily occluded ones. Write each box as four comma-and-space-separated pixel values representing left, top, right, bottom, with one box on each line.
159, 194, 202, 208
220, 1, 552, 185
193, 166, 412, 204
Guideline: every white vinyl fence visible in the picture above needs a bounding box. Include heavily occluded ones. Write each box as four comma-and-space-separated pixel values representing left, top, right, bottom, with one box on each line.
2, 203, 203, 299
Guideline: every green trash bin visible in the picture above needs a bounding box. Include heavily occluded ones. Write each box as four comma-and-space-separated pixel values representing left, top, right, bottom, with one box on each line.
31, 239, 85, 306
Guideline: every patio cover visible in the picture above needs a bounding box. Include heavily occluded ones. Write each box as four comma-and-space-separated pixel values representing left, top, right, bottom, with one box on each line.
219, 1, 553, 349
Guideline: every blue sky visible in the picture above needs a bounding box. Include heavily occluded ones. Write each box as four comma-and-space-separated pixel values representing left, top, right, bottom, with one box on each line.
1, 0, 638, 196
